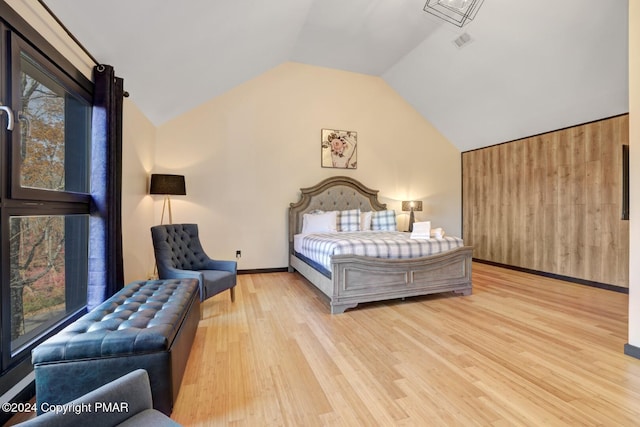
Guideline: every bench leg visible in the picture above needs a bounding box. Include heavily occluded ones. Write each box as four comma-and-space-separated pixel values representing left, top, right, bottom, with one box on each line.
230, 286, 236, 302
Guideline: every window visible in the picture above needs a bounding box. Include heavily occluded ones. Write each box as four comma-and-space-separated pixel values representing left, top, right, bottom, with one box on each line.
18, 51, 90, 193
0, 28, 92, 372
12, 38, 92, 201
8, 214, 88, 354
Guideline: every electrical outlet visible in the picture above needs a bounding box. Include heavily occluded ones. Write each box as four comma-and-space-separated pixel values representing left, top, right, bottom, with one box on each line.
236, 250, 241, 258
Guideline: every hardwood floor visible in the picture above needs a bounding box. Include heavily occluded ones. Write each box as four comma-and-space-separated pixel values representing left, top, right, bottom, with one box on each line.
171, 262, 640, 426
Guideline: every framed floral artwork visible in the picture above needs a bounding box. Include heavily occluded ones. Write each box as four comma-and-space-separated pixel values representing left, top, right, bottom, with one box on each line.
321, 129, 357, 169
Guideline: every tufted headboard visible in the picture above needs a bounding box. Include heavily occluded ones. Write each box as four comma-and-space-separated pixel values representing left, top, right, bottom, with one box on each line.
288, 176, 387, 255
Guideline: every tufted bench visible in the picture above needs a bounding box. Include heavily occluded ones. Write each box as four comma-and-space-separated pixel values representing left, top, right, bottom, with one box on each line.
31, 279, 200, 415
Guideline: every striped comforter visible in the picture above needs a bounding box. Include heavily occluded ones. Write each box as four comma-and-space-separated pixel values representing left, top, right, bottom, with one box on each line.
298, 231, 463, 272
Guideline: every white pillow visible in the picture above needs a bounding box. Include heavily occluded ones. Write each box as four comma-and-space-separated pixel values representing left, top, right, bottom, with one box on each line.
302, 211, 338, 233
431, 227, 445, 240
410, 221, 431, 239
360, 211, 372, 231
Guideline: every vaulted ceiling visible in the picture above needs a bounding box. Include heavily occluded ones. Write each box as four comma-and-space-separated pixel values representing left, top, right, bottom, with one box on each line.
42, 0, 629, 151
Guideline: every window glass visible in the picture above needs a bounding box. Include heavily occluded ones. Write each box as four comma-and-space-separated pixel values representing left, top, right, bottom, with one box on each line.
9, 214, 88, 353
19, 51, 91, 193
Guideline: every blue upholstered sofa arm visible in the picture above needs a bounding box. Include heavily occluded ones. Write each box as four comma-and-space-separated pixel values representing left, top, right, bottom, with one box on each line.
16, 370, 180, 426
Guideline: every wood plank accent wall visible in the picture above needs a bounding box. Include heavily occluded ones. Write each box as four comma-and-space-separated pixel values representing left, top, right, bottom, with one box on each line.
462, 115, 629, 288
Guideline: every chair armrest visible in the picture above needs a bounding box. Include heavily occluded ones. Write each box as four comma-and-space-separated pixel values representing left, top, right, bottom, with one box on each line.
17, 369, 154, 426
203, 259, 237, 273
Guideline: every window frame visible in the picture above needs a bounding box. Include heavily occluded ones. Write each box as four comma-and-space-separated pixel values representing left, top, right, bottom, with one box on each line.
9, 34, 93, 204
1, 207, 89, 362
0, 5, 94, 389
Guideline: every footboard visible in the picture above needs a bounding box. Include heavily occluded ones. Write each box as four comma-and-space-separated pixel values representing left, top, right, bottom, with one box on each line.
329, 246, 473, 314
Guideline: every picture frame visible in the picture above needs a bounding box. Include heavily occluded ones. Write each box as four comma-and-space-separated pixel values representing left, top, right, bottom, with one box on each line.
321, 128, 357, 169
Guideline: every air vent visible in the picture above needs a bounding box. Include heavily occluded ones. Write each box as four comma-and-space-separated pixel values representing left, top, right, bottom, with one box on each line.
453, 32, 472, 48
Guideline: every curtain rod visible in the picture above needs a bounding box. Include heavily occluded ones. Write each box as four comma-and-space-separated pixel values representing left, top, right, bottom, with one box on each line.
37, 0, 100, 66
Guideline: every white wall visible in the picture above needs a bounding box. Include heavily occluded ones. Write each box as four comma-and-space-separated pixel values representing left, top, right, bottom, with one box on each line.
155, 62, 462, 269
628, 0, 640, 348
121, 99, 157, 282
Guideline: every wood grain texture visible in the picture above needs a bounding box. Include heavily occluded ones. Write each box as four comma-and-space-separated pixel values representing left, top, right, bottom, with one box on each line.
170, 266, 640, 426
462, 115, 629, 287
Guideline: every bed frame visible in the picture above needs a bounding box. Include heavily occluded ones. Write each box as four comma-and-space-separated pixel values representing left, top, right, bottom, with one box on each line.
288, 176, 472, 314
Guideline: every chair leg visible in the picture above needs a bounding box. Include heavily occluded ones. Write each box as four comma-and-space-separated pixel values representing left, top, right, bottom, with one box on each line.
230, 286, 236, 302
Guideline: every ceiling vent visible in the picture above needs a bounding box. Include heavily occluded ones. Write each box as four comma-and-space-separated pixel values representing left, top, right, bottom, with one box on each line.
453, 32, 472, 49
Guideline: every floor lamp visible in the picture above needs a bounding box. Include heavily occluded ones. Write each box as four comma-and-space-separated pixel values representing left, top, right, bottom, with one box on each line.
149, 174, 186, 224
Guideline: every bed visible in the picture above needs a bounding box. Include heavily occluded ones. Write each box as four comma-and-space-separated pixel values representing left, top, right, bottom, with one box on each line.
288, 176, 472, 314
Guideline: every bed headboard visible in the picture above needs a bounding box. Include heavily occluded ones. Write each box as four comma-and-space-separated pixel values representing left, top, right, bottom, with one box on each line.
288, 176, 387, 254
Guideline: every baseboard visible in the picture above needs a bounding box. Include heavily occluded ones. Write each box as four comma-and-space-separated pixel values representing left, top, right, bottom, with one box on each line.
473, 259, 629, 294
624, 343, 640, 360
238, 267, 288, 275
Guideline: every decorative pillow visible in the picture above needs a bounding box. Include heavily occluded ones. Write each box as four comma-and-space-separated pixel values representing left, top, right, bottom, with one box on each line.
337, 209, 361, 232
360, 211, 372, 231
371, 210, 397, 231
410, 221, 431, 239
431, 227, 445, 240
302, 211, 338, 234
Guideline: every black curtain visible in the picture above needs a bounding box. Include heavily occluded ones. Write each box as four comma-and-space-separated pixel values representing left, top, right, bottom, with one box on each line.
87, 64, 124, 309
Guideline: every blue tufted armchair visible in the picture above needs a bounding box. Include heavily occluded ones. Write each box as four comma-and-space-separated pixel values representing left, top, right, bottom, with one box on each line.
151, 224, 237, 303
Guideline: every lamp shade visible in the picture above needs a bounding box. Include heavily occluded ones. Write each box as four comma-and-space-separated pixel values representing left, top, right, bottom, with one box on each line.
149, 174, 186, 195
401, 201, 423, 212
